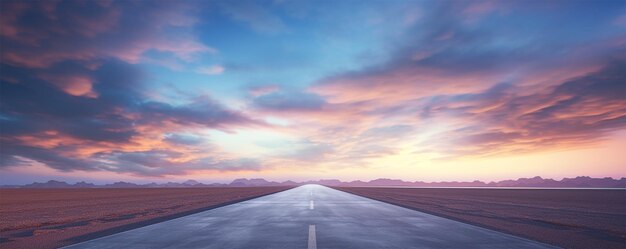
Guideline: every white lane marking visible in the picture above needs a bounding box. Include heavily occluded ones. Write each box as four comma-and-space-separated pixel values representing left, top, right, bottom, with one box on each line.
309, 200, 314, 210
308, 225, 317, 249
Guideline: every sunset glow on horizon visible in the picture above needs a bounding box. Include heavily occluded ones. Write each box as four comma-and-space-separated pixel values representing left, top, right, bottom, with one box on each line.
1, 0, 625, 184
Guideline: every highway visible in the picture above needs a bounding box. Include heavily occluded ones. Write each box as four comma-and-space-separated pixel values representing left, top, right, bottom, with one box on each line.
65, 185, 557, 249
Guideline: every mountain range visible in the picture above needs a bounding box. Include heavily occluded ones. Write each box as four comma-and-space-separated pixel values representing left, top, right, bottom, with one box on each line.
2, 176, 625, 188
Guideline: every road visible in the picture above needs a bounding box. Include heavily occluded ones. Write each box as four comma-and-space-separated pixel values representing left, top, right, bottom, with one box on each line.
65, 185, 557, 249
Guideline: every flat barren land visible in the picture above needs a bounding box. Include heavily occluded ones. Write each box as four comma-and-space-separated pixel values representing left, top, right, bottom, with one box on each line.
0, 187, 290, 249
336, 187, 626, 249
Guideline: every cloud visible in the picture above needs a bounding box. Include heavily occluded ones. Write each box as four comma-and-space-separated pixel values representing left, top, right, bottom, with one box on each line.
0, 144, 96, 171
92, 150, 263, 176
254, 60, 624, 164
283, 140, 334, 161
415, 61, 626, 156
1, 60, 258, 176
139, 96, 256, 130
313, 1, 625, 104
252, 89, 327, 112
219, 1, 287, 34
1, 62, 140, 143
0, 1, 274, 176
272, 1, 626, 163
163, 133, 206, 146
0, 1, 214, 68
248, 85, 279, 97
195, 65, 225, 75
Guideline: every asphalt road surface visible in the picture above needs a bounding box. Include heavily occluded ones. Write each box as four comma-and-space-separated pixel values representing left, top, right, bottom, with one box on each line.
65, 185, 558, 249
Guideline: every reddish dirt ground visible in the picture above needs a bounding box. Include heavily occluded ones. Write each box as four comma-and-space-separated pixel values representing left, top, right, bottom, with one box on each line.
0, 187, 291, 249
335, 187, 626, 249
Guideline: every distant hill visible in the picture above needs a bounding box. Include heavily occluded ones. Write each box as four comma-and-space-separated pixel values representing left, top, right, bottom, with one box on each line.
229, 178, 282, 187
22, 180, 74, 188
3, 176, 625, 188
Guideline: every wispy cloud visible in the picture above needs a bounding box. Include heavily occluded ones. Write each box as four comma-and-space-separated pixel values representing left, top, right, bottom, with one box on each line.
195, 65, 225, 75
0, 1, 214, 68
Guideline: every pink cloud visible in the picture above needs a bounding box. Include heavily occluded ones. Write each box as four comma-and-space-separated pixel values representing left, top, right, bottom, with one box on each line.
39, 74, 98, 98
0, 1, 215, 68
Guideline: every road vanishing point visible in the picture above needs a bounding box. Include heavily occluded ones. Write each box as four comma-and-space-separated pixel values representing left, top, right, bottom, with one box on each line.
65, 184, 557, 249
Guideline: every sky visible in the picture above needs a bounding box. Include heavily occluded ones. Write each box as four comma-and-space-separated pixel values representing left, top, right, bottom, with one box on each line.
1, 0, 625, 184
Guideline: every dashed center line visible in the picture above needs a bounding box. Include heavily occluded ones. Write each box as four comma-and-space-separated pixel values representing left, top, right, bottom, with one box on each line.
308, 225, 317, 249
309, 200, 314, 210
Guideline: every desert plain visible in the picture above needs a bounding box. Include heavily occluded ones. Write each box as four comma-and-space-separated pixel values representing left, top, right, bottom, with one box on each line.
336, 187, 626, 249
0, 187, 290, 249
